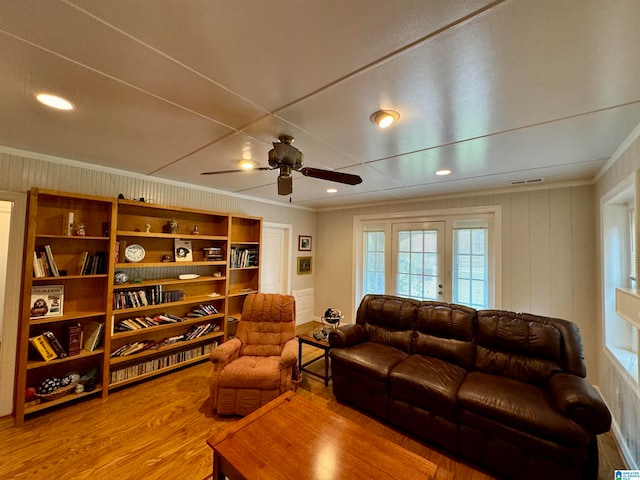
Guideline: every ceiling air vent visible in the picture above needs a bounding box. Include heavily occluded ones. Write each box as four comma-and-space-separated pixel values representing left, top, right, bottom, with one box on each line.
508, 177, 545, 186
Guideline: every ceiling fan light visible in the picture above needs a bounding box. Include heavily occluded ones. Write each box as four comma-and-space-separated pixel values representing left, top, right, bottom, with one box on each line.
435, 169, 452, 176
370, 110, 399, 128
238, 160, 257, 170
35, 93, 75, 111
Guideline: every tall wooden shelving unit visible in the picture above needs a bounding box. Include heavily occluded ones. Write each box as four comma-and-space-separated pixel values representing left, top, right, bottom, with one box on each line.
109, 200, 228, 389
15, 189, 117, 424
15, 190, 262, 424
227, 215, 262, 339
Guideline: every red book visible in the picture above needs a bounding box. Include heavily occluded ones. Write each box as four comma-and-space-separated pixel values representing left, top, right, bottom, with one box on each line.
62, 322, 83, 356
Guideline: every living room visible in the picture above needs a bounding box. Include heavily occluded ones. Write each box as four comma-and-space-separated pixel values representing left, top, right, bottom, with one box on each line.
0, 1, 639, 478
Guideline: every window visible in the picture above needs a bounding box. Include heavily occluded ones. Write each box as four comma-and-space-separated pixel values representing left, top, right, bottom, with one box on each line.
355, 208, 499, 309
363, 227, 385, 295
602, 172, 639, 383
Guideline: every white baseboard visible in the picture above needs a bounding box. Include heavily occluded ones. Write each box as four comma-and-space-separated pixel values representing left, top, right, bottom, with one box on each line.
594, 385, 636, 469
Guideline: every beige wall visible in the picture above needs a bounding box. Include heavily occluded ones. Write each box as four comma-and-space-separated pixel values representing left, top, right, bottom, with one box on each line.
595, 129, 640, 468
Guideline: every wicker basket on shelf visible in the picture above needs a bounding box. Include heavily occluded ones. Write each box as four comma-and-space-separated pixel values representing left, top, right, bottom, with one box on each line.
36, 383, 76, 402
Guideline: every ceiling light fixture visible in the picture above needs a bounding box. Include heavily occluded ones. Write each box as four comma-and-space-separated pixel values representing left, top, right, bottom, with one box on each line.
326, 188, 338, 193
370, 110, 400, 128
35, 93, 75, 111
238, 160, 257, 170
435, 169, 452, 176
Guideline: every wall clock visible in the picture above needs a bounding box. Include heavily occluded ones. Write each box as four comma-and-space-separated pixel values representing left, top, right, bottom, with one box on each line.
124, 244, 145, 263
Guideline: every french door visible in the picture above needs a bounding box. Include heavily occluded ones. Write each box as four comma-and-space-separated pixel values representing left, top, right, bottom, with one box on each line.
391, 222, 445, 301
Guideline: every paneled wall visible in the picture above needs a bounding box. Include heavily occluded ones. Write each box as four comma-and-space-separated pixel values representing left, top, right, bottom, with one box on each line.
315, 184, 598, 377
595, 130, 640, 468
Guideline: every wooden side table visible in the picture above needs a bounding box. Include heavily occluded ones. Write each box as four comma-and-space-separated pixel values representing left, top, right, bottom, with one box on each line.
298, 333, 332, 386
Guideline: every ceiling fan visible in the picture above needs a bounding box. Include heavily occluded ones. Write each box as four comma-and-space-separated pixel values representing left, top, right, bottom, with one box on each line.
201, 135, 362, 195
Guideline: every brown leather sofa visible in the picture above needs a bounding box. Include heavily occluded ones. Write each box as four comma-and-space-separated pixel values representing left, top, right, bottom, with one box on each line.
328, 294, 611, 480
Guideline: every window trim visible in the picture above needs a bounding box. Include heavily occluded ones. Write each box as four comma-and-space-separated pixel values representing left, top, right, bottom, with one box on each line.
353, 206, 502, 309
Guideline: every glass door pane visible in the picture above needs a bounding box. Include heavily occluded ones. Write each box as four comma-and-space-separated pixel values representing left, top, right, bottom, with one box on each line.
392, 222, 444, 301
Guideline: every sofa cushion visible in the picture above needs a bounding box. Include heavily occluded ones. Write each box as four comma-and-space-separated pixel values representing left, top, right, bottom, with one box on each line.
476, 311, 563, 385
330, 342, 408, 382
457, 372, 591, 446
390, 355, 467, 419
357, 295, 419, 352
412, 303, 476, 369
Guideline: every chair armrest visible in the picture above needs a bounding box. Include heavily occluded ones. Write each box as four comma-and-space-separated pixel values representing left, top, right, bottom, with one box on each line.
280, 338, 298, 366
210, 337, 241, 368
328, 324, 368, 348
548, 373, 612, 434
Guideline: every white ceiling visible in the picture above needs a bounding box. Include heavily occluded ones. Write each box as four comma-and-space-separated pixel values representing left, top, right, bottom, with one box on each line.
1, 0, 639, 209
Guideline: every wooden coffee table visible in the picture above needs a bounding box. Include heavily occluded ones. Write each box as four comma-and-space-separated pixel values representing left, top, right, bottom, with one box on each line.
206, 391, 439, 479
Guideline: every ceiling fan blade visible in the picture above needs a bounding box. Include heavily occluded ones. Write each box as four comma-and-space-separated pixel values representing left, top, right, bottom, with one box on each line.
277, 174, 293, 195
300, 167, 363, 185
200, 167, 271, 175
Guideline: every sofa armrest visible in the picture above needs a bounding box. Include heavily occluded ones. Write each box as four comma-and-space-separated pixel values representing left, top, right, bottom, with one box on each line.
210, 337, 241, 369
328, 324, 368, 348
280, 338, 298, 366
549, 373, 612, 434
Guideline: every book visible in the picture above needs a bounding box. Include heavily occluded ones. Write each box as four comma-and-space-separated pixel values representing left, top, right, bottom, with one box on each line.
44, 245, 60, 276
33, 251, 44, 278
63, 211, 74, 236
84, 321, 104, 352
42, 330, 68, 358
29, 334, 57, 361
29, 285, 64, 318
77, 251, 89, 275
62, 322, 83, 356
174, 239, 193, 262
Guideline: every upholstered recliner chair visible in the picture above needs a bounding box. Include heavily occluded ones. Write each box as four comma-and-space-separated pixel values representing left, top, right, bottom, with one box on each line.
210, 293, 299, 415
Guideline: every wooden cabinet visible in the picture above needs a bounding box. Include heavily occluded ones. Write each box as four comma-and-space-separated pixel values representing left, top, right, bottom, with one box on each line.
15, 191, 262, 423
109, 201, 228, 388
15, 189, 117, 424
227, 215, 262, 339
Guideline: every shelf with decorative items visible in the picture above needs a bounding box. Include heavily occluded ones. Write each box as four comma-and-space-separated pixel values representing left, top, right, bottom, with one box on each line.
109, 200, 230, 388
16, 189, 117, 424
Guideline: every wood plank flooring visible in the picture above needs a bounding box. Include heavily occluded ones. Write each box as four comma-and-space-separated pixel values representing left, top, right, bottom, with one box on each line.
0, 322, 628, 480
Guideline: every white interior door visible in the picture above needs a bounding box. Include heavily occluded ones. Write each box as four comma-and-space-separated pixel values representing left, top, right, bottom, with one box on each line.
260, 223, 292, 294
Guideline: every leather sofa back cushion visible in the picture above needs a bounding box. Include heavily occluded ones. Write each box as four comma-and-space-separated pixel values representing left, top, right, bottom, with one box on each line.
476, 315, 563, 385
359, 295, 419, 351
413, 304, 476, 369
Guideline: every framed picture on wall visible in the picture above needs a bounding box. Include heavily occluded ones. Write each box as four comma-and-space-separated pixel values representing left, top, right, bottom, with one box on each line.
297, 256, 312, 274
298, 235, 312, 251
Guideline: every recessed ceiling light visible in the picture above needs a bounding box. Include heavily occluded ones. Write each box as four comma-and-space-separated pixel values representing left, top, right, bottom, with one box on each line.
326, 188, 338, 193
238, 160, 257, 170
435, 169, 452, 176
35, 93, 75, 111
370, 110, 400, 128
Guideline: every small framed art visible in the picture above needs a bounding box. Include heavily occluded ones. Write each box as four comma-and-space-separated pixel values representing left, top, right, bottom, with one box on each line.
297, 256, 312, 275
298, 235, 312, 251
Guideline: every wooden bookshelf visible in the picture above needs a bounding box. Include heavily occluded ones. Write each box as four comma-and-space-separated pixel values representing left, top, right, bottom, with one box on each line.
15, 190, 263, 424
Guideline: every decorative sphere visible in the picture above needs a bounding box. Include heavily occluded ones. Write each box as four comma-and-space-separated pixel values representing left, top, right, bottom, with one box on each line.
323, 307, 342, 325
37, 377, 61, 395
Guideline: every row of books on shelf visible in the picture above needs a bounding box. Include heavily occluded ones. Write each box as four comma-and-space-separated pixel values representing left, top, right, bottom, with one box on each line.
32, 246, 107, 277
109, 343, 216, 384
112, 286, 185, 310
114, 305, 219, 332
29, 321, 104, 362
110, 323, 218, 357
230, 247, 258, 268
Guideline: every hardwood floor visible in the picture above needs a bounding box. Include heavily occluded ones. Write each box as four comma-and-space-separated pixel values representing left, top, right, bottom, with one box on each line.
0, 322, 627, 480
